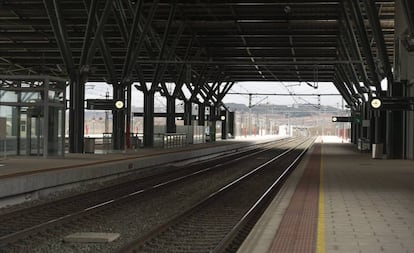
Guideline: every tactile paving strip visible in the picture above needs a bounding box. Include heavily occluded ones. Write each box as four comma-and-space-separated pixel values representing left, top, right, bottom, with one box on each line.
268, 144, 321, 253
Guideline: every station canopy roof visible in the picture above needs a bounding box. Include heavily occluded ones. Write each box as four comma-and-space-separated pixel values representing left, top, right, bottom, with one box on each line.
0, 0, 395, 85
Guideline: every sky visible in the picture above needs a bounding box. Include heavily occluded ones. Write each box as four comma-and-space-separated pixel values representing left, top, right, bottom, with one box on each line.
222, 81, 343, 108
83, 81, 344, 110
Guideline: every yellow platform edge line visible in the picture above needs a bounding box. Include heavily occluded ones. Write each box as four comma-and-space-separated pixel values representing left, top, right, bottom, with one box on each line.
317, 142, 325, 253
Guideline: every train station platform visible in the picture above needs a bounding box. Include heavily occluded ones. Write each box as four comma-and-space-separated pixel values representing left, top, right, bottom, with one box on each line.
0, 136, 281, 208
238, 136, 414, 253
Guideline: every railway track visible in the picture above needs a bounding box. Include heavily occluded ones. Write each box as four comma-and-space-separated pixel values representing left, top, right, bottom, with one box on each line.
0, 137, 302, 252
117, 137, 314, 253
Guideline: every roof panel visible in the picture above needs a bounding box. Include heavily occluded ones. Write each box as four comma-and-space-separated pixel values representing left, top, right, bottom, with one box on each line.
0, 0, 394, 85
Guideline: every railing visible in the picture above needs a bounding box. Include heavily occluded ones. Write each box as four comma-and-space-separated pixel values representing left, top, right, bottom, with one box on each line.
64, 132, 188, 153
154, 133, 187, 149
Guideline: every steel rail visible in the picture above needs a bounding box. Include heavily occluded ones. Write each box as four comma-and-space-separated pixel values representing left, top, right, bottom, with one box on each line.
117, 137, 314, 253
213, 138, 313, 252
0, 138, 296, 247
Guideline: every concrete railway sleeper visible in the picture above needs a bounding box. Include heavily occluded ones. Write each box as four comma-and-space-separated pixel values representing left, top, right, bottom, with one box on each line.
0, 137, 301, 252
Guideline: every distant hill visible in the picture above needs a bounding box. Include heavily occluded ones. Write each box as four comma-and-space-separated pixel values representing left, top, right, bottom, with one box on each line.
83, 102, 341, 120
225, 102, 340, 117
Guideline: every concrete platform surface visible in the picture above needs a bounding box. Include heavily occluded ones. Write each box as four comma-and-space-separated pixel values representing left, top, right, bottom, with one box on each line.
0, 140, 237, 178
238, 136, 414, 253
0, 136, 282, 205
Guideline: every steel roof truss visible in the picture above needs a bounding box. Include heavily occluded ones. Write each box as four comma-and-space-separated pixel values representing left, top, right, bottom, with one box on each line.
189, 65, 207, 102
43, 0, 75, 73
341, 6, 372, 90
81, 0, 117, 83
152, 22, 185, 94
122, 0, 159, 83
111, 0, 149, 87
338, 39, 366, 98
362, 0, 393, 89
335, 67, 360, 106
333, 78, 355, 109
99, 38, 117, 84
121, 0, 144, 80
156, 38, 186, 97
217, 81, 235, 102
347, 0, 381, 92
172, 37, 196, 97
79, 0, 98, 67
337, 65, 357, 96
83, 0, 113, 70
112, 0, 129, 43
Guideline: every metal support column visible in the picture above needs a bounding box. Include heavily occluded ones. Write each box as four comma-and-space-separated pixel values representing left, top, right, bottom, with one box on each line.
126, 83, 132, 149
386, 83, 404, 158
351, 112, 356, 144
209, 105, 216, 142
352, 105, 362, 143
362, 102, 369, 140
143, 91, 155, 147
112, 84, 126, 150
198, 104, 205, 126
228, 111, 235, 138
184, 101, 192, 125
44, 78, 51, 157
394, 0, 414, 160
69, 71, 85, 153
221, 110, 229, 140
166, 95, 176, 133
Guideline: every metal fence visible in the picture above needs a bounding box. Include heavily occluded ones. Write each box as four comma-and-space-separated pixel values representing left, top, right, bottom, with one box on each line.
154, 133, 187, 149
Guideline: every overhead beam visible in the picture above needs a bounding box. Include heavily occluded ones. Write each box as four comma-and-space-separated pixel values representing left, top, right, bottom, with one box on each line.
340, 13, 371, 89
84, 0, 114, 68
150, 2, 177, 92
83, 0, 117, 83
172, 37, 197, 98
333, 78, 356, 108
347, 0, 382, 92
121, 0, 144, 80
402, 0, 414, 35
337, 39, 367, 100
79, 0, 98, 67
217, 81, 235, 102
43, 0, 75, 73
361, 0, 393, 86
122, 0, 159, 83
190, 64, 209, 102
130, 60, 361, 66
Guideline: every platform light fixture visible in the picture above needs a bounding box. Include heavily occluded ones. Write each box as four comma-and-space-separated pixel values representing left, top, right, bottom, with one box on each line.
114, 100, 124, 109
370, 98, 382, 109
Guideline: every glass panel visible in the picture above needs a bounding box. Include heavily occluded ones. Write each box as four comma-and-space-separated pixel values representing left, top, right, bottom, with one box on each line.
19, 110, 28, 155
1, 76, 66, 157
21, 92, 42, 103
58, 108, 64, 155
1, 91, 18, 103
0, 105, 17, 156
27, 108, 44, 156
47, 107, 59, 156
